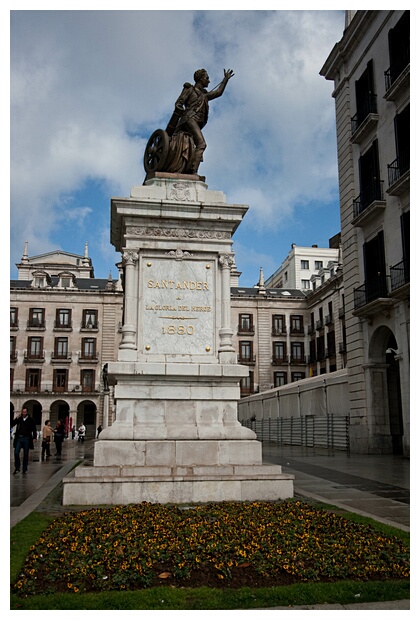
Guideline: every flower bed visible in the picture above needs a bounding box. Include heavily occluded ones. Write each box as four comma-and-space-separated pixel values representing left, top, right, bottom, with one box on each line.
12, 500, 409, 595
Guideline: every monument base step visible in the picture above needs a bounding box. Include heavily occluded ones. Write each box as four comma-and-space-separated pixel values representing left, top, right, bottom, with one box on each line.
62, 463, 294, 505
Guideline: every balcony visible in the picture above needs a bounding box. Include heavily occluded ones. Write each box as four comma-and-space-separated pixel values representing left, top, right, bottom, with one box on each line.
338, 306, 345, 319
389, 260, 409, 301
353, 275, 393, 318
51, 352, 72, 364
24, 350, 45, 363
10, 351, 17, 363
27, 319, 46, 330
325, 314, 333, 326
10, 320, 19, 331
290, 355, 306, 365
384, 52, 410, 101
316, 319, 324, 331
338, 342, 347, 354
290, 327, 304, 335
80, 322, 99, 332
351, 95, 379, 144
272, 327, 287, 336
54, 320, 73, 331
272, 356, 288, 366
237, 324, 255, 336
78, 353, 99, 364
352, 180, 386, 227
387, 152, 410, 196
307, 324, 315, 335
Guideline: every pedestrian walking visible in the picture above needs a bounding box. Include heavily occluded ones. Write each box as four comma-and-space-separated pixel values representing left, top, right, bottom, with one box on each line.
41, 420, 53, 460
11, 407, 37, 474
53, 420, 65, 456
78, 423, 86, 443
97, 425, 102, 438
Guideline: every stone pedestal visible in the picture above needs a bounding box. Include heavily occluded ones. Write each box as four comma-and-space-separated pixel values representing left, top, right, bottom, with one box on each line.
63, 174, 293, 504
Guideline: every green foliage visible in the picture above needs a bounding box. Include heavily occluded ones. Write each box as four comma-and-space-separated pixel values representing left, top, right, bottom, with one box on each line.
11, 500, 409, 599
10, 580, 410, 610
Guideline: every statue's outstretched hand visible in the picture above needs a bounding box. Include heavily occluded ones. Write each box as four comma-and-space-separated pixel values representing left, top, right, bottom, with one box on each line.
224, 69, 235, 80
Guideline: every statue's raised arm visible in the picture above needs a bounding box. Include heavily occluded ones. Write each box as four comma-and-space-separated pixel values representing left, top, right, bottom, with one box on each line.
144, 68, 234, 177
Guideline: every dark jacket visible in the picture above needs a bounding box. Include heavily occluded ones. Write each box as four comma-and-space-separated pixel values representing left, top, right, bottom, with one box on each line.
12, 415, 37, 450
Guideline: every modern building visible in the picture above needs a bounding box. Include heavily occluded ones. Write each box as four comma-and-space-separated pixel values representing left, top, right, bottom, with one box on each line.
231, 256, 346, 395
10, 244, 123, 437
320, 10, 410, 455
265, 242, 340, 291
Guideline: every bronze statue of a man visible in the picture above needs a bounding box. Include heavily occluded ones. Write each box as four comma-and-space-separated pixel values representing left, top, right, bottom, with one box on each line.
167, 68, 234, 174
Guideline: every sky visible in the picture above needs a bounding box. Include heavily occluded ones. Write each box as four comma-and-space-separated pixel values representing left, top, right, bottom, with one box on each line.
9, 7, 345, 287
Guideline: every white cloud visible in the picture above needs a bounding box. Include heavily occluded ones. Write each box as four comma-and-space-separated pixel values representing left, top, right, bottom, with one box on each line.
10, 9, 344, 280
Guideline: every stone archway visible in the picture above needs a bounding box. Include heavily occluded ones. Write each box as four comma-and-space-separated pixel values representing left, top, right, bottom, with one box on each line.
77, 400, 97, 439
22, 399, 42, 427
49, 400, 70, 435
368, 326, 403, 454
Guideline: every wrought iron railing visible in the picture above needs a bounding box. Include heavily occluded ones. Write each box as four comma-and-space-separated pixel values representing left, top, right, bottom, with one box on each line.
351, 94, 377, 134
384, 48, 410, 91
388, 151, 410, 187
354, 275, 388, 310
390, 259, 409, 291
353, 179, 384, 218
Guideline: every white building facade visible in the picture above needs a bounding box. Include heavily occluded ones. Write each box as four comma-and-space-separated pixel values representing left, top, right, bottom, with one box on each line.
10, 246, 123, 437
321, 10, 410, 455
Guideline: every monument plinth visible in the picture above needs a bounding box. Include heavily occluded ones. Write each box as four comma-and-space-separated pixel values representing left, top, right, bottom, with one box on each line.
63, 175, 293, 504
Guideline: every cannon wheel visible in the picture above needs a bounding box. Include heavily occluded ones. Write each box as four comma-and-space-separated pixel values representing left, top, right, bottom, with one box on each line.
143, 129, 170, 174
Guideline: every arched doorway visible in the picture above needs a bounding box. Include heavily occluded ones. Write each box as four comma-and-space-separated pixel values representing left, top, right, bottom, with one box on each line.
368, 327, 403, 454
77, 400, 97, 439
385, 335, 403, 454
50, 400, 70, 435
23, 400, 42, 427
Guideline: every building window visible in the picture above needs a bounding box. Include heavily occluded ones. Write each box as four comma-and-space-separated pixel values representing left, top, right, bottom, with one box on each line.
27, 336, 43, 359
54, 337, 69, 358
301, 279, 310, 289
82, 309, 98, 329
81, 369, 95, 392
10, 307, 18, 328
315, 261, 323, 270
238, 313, 254, 334
273, 341, 287, 364
274, 371, 287, 387
301, 260, 309, 269
327, 331, 336, 357
81, 338, 96, 359
56, 308, 71, 328
26, 368, 41, 391
355, 140, 383, 216
10, 336, 17, 361
28, 308, 45, 328
240, 371, 254, 396
272, 314, 286, 335
385, 11, 410, 90
291, 372, 305, 382
54, 369, 68, 391
239, 341, 254, 364
291, 342, 305, 363
353, 59, 377, 132
290, 315, 304, 334
316, 335, 325, 361
309, 339, 316, 364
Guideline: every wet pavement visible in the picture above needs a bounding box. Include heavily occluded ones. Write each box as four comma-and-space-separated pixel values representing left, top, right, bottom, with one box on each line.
262, 443, 410, 530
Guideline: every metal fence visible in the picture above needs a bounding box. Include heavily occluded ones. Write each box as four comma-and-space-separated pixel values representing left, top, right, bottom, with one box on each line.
242, 414, 350, 451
